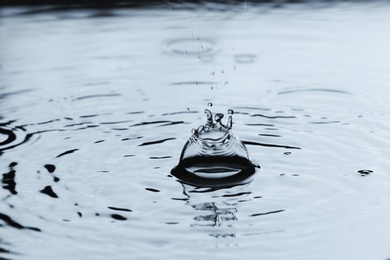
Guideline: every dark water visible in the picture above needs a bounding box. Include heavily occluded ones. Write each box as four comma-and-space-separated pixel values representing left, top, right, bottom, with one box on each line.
1, 2, 390, 259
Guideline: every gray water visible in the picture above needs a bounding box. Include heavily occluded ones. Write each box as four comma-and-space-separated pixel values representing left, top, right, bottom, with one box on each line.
1, 2, 390, 259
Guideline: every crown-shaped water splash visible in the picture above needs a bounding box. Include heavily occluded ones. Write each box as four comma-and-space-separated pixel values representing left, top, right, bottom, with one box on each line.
171, 105, 258, 188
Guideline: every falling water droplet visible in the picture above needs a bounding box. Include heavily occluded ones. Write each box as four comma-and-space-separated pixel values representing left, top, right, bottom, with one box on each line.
207, 102, 213, 108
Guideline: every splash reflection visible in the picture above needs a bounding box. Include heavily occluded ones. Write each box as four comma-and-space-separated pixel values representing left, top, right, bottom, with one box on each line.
180, 182, 246, 239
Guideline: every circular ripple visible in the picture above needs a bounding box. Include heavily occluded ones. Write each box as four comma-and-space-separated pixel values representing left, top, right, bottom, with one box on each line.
163, 37, 220, 56
0, 123, 30, 152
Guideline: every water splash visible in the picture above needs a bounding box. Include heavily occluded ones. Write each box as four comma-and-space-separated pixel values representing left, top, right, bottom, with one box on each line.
171, 106, 258, 188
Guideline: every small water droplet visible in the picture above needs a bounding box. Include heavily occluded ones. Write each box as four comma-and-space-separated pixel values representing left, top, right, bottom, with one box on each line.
221, 70, 225, 74
207, 102, 213, 108
210, 71, 215, 76
224, 81, 229, 85
228, 109, 234, 115
214, 113, 224, 123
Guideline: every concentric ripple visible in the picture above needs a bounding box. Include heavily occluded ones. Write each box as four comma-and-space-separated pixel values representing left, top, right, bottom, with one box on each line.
0, 122, 31, 153
163, 37, 220, 56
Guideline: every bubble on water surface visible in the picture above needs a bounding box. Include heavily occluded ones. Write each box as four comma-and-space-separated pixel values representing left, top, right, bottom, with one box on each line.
171, 106, 258, 188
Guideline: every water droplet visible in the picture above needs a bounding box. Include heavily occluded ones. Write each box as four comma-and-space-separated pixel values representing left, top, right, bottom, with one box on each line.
224, 81, 229, 85
210, 71, 215, 76
214, 113, 224, 123
207, 102, 213, 108
228, 109, 234, 115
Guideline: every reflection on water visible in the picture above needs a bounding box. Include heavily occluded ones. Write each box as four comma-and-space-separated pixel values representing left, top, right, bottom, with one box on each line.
2, 1, 390, 260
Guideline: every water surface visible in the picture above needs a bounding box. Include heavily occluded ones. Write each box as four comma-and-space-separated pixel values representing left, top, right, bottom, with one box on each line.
1, 2, 390, 259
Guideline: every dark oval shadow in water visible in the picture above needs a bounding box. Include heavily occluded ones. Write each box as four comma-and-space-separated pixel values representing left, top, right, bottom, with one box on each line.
171, 155, 257, 189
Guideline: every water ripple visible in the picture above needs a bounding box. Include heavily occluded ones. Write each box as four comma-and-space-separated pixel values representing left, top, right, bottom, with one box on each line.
242, 141, 301, 150
163, 37, 220, 56
0, 122, 32, 153
139, 138, 176, 147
